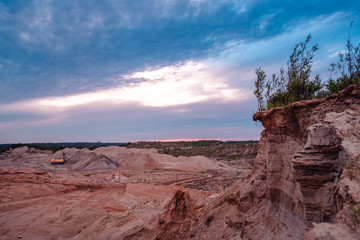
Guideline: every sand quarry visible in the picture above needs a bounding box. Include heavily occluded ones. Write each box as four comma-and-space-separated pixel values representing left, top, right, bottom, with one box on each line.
0, 146, 250, 239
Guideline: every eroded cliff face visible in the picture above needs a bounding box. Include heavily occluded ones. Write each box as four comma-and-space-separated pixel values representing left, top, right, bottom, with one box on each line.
152, 83, 360, 239
253, 84, 360, 233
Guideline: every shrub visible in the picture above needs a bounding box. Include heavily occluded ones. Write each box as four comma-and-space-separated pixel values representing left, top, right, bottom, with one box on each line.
254, 22, 360, 111
254, 35, 322, 111
327, 22, 360, 94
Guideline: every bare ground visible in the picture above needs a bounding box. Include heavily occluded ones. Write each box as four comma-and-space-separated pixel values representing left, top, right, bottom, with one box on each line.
0, 146, 252, 239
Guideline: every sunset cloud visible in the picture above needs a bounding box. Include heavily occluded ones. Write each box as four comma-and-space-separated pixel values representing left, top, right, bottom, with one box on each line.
1, 61, 251, 111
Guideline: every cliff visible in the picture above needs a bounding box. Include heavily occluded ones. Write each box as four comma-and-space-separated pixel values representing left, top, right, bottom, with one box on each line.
151, 83, 360, 239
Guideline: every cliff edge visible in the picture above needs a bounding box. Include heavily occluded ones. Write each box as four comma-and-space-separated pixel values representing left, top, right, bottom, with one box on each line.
151, 83, 360, 239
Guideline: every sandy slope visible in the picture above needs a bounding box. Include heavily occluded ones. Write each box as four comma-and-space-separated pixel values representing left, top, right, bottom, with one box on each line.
0, 146, 247, 239
0, 169, 211, 240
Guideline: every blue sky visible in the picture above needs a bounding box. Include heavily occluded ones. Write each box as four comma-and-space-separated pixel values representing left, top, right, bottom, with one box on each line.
0, 0, 359, 143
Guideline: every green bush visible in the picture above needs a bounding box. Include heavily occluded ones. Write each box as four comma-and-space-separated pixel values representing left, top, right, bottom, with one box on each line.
254, 22, 360, 112
254, 35, 322, 111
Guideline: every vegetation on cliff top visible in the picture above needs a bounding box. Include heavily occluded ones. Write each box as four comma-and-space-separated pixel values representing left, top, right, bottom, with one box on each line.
254, 22, 360, 111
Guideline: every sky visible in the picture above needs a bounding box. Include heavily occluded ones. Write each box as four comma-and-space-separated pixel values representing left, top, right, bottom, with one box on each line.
0, 0, 359, 143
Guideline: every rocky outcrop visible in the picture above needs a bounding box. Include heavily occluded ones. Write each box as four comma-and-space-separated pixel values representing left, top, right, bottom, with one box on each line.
164, 187, 193, 222
252, 83, 360, 234
153, 83, 360, 239
292, 123, 345, 224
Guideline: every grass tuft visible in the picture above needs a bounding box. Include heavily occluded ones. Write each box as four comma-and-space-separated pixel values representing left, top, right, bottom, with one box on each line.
346, 155, 360, 180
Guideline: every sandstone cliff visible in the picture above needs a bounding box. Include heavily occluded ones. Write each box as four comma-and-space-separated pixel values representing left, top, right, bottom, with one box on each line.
152, 83, 360, 239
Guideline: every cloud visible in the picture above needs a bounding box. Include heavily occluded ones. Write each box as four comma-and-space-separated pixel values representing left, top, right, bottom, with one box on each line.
1, 0, 359, 104
328, 50, 346, 59
0, 61, 251, 111
0, 94, 259, 143
0, 58, 258, 143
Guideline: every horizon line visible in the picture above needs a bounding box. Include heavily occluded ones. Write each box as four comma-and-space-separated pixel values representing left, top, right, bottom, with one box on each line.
0, 137, 260, 145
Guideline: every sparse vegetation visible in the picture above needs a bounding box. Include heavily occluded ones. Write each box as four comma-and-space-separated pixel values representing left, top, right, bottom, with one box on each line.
254, 34, 322, 111
327, 22, 360, 94
0, 142, 129, 154
346, 155, 360, 180
254, 22, 360, 112
351, 203, 360, 226
126, 140, 258, 161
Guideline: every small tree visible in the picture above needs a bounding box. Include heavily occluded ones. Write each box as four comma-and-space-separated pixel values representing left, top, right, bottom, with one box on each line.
286, 35, 321, 101
327, 21, 360, 94
254, 67, 266, 111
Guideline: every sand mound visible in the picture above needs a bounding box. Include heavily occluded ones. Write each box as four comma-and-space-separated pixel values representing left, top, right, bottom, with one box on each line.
50, 148, 119, 171
6, 145, 227, 172
94, 146, 226, 172
9, 146, 29, 154
72, 154, 119, 171
94, 147, 162, 169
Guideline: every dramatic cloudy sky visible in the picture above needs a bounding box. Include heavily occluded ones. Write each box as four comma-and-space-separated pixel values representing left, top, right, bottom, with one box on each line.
0, 0, 359, 143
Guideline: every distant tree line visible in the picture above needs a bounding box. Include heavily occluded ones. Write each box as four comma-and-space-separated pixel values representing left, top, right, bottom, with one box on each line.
254, 22, 360, 111
0, 142, 129, 154
0, 141, 259, 154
